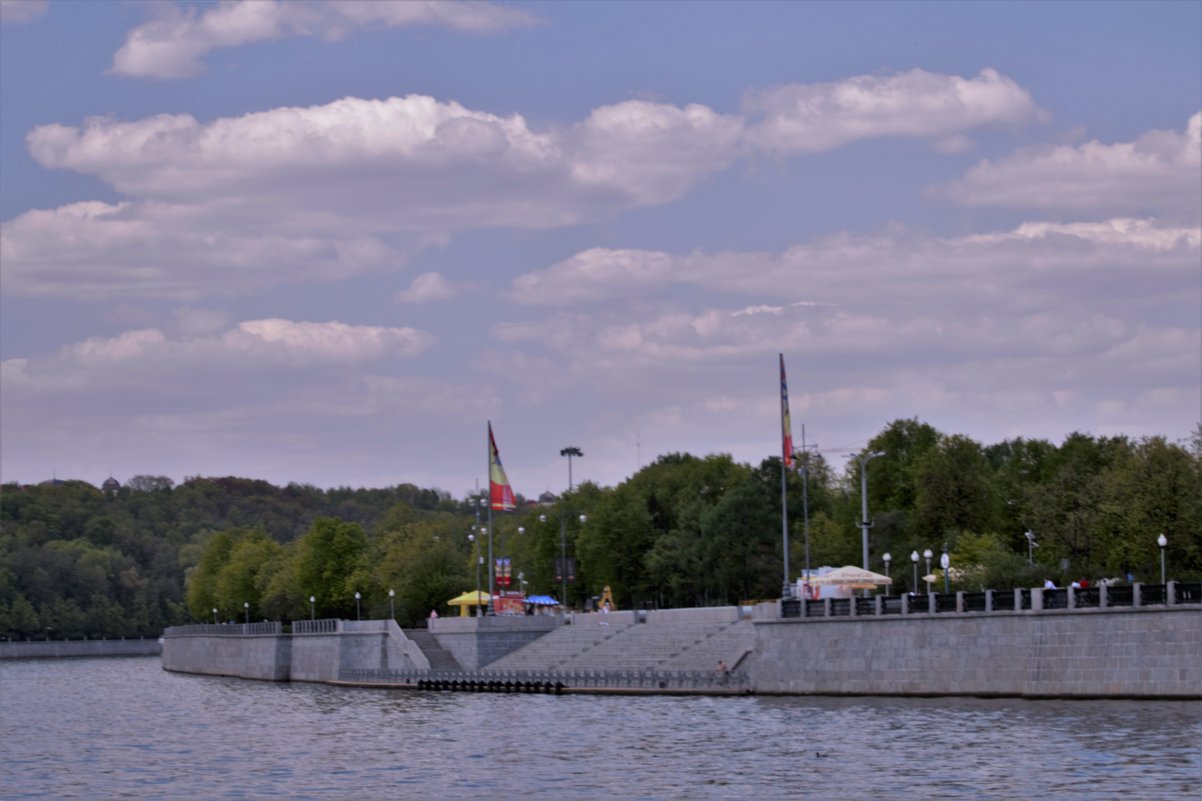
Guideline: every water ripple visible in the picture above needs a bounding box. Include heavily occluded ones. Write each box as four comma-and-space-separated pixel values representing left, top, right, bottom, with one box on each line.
1, 658, 1199, 800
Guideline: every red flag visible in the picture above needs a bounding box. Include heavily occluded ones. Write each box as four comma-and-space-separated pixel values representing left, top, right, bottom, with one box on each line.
780, 354, 794, 468
488, 422, 516, 511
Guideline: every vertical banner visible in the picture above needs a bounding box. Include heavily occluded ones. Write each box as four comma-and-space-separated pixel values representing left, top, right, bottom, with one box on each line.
488, 422, 517, 511
780, 353, 794, 467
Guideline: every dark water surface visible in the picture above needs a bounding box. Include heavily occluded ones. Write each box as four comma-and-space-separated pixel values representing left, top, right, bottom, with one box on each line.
1, 657, 1198, 800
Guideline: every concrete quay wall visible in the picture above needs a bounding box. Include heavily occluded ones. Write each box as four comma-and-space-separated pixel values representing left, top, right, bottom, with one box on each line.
163, 620, 429, 682
749, 606, 1201, 698
0, 638, 162, 659
162, 630, 291, 681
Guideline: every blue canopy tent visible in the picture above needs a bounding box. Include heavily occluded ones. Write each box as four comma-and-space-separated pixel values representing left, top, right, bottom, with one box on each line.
526, 595, 559, 606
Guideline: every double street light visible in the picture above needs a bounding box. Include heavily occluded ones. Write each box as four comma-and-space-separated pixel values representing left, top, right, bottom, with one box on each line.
558, 446, 585, 610
847, 451, 886, 577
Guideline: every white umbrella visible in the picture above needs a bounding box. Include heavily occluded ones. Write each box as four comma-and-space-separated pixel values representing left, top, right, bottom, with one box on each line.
810, 565, 894, 590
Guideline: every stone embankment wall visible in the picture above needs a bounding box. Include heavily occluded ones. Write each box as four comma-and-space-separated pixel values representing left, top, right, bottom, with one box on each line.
161, 620, 428, 682
160, 602, 1200, 698
0, 638, 162, 659
750, 606, 1200, 698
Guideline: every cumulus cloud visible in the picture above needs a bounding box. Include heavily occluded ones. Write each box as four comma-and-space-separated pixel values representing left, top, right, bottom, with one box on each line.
3, 318, 434, 395
938, 112, 1202, 218
743, 68, 1044, 153
111, 0, 539, 79
394, 272, 459, 304
0, 0, 47, 24
9, 93, 749, 299
0, 200, 402, 299
509, 218, 1200, 309
570, 101, 745, 204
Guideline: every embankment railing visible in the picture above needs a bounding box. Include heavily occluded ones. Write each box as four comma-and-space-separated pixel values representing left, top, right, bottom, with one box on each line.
338, 665, 751, 693
780, 581, 1200, 619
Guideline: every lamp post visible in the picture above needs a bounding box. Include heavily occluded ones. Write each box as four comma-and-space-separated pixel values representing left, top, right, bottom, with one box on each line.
1025, 529, 1036, 567
883, 553, 892, 596
243, 601, 249, 625
940, 545, 950, 594
354, 591, 361, 621
560, 446, 583, 491
212, 608, 218, 624
847, 451, 886, 576
910, 551, 919, 595
309, 595, 315, 621
923, 549, 933, 595
1157, 534, 1167, 585
469, 532, 482, 617
559, 448, 584, 610
388, 589, 395, 621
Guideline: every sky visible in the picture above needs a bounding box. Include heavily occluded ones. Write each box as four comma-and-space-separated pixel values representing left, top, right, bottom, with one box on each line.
1, 0, 1199, 500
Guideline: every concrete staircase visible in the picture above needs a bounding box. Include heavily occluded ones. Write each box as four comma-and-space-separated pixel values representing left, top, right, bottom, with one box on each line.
487, 614, 756, 674
404, 628, 462, 671
486, 618, 635, 671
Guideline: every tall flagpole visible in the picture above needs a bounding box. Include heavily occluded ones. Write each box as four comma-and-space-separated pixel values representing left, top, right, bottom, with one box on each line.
486, 422, 495, 613
780, 354, 792, 598
801, 424, 811, 593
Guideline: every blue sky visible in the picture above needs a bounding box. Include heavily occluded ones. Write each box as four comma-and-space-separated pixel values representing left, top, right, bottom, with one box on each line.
1, 0, 1199, 498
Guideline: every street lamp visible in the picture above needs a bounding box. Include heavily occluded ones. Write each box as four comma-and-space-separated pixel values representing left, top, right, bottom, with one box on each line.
354, 591, 361, 621
243, 601, 249, 624
910, 551, 919, 595
1025, 529, 1036, 567
883, 553, 892, 596
469, 531, 482, 617
1157, 534, 1167, 585
923, 549, 933, 595
388, 589, 395, 621
212, 608, 218, 624
847, 451, 885, 575
940, 545, 950, 594
309, 595, 315, 621
560, 446, 583, 491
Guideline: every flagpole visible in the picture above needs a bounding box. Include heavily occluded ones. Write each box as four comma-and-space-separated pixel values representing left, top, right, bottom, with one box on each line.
781, 445, 789, 596
779, 354, 792, 599
801, 424, 811, 593
487, 422, 495, 615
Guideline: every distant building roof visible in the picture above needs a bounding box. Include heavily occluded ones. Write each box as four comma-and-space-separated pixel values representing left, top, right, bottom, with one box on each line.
538, 491, 557, 506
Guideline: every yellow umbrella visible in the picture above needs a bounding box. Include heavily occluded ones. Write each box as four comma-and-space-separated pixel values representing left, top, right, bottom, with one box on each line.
447, 591, 492, 617
810, 565, 893, 590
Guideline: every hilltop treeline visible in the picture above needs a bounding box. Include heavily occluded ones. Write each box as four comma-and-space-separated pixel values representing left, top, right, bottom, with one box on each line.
2, 420, 1199, 636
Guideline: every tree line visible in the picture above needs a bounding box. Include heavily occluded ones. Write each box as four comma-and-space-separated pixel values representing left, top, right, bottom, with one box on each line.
1, 420, 1198, 637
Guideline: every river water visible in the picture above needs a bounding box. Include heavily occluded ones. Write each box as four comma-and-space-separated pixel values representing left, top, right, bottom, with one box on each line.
1, 657, 1198, 800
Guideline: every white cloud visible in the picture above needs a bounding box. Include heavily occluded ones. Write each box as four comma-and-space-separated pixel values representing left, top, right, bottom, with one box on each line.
4, 318, 434, 394
223, 319, 434, 362
570, 101, 745, 204
509, 218, 1200, 309
938, 112, 1202, 218
744, 68, 1044, 153
0, 200, 402, 299
394, 272, 458, 304
111, 0, 539, 79
0, 0, 47, 24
